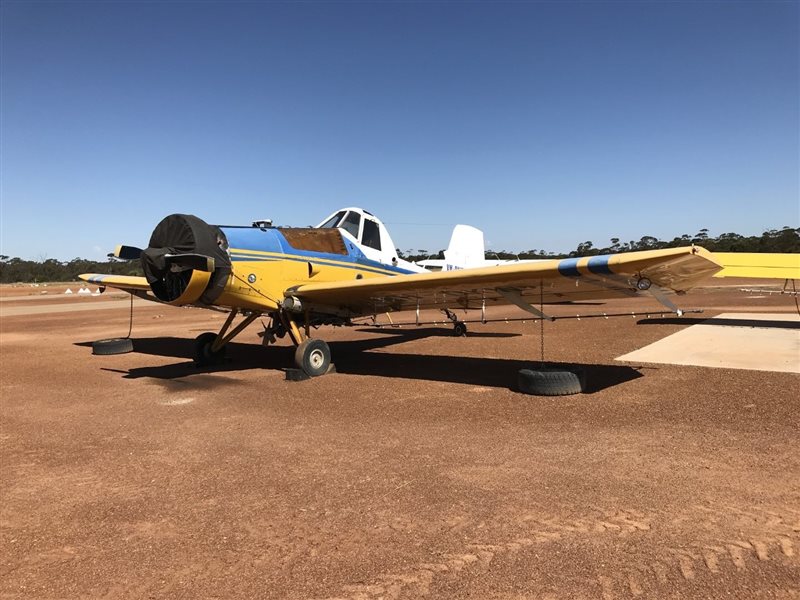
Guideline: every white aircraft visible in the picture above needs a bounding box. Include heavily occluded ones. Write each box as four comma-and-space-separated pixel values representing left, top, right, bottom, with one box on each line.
417, 224, 546, 272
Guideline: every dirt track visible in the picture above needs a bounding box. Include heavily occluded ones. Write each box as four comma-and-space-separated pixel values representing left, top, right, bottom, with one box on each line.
1, 284, 799, 599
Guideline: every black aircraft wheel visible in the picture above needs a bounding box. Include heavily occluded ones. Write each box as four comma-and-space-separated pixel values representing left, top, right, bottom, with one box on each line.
195, 332, 226, 367
453, 322, 468, 337
517, 367, 584, 396
294, 339, 331, 377
92, 337, 134, 355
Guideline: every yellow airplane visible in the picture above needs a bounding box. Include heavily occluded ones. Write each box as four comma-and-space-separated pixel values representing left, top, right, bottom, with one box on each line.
79, 210, 795, 381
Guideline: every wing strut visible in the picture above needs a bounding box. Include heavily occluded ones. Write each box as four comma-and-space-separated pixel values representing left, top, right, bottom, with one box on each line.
497, 288, 555, 321
647, 285, 684, 317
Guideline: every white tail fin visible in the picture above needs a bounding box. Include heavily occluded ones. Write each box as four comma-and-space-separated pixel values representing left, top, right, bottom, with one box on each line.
417, 223, 538, 272
443, 225, 486, 270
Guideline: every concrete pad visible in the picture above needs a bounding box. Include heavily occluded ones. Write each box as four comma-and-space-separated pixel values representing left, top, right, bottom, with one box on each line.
617, 313, 800, 373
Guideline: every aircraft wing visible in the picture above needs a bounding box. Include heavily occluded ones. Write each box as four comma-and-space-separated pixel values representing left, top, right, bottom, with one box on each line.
285, 246, 723, 315
79, 273, 152, 294
711, 252, 800, 280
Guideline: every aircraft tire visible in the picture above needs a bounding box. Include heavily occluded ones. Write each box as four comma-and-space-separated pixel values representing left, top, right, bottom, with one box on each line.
517, 368, 584, 396
195, 332, 226, 366
295, 339, 331, 377
92, 337, 134, 355
453, 322, 468, 337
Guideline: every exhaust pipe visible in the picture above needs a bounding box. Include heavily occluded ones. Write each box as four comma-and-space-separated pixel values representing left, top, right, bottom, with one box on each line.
141, 214, 231, 305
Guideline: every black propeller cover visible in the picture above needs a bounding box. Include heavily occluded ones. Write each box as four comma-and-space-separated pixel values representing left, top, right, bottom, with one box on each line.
141, 214, 231, 304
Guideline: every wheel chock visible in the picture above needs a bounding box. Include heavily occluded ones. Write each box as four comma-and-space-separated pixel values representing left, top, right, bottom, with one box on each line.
285, 363, 336, 381
285, 368, 310, 381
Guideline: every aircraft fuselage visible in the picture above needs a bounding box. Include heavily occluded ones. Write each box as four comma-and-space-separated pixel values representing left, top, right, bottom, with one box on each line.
214, 224, 418, 312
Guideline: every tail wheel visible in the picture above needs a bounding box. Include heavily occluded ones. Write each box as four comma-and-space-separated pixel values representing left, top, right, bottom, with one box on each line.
195, 332, 226, 366
453, 322, 468, 337
294, 339, 331, 377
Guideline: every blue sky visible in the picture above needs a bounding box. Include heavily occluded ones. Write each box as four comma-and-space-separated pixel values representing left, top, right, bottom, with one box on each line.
1, 0, 797, 260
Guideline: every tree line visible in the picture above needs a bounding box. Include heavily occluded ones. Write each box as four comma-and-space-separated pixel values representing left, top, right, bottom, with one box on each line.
2, 227, 797, 283
0, 256, 144, 284
398, 226, 799, 262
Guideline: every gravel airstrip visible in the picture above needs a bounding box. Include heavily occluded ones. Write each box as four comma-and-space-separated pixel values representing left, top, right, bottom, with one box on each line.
1, 282, 798, 599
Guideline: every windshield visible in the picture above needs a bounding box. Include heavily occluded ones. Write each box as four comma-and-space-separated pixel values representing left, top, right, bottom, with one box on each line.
341, 211, 361, 239
319, 211, 346, 229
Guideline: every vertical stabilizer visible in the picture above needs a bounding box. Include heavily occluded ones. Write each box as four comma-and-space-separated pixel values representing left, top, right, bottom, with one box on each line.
443, 225, 486, 270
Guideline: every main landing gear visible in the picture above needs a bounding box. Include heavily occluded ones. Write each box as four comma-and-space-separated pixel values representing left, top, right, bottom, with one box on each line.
443, 308, 467, 337
194, 308, 260, 367
294, 338, 332, 377
194, 331, 226, 366
193, 307, 333, 377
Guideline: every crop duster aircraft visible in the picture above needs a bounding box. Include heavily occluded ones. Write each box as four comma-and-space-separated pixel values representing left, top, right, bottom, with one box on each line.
81, 208, 727, 378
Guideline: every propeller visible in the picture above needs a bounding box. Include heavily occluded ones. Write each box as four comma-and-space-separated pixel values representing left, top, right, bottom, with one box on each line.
109, 245, 143, 260
110, 245, 214, 272
164, 253, 216, 272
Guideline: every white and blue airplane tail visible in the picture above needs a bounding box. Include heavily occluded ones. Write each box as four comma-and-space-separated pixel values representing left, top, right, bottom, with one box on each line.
417, 224, 488, 271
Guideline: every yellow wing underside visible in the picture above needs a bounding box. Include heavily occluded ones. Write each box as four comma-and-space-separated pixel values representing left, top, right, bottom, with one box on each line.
712, 252, 800, 280
287, 247, 723, 315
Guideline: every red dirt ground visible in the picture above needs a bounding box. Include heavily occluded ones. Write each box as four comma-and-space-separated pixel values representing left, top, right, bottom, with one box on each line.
1, 282, 798, 599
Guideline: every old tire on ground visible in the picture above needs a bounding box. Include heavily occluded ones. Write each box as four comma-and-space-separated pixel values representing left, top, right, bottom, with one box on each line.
92, 338, 134, 355
195, 331, 226, 366
294, 339, 331, 377
517, 368, 584, 396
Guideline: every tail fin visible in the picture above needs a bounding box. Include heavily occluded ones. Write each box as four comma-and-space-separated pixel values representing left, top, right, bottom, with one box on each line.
443, 225, 486, 270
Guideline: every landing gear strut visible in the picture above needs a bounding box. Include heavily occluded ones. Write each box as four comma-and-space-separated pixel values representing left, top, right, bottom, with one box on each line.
193, 307, 334, 378
443, 308, 467, 337
194, 308, 261, 367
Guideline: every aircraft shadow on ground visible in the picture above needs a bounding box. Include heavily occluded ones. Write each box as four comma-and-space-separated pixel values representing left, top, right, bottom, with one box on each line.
354, 327, 520, 338
638, 317, 800, 330
331, 350, 641, 393
75, 331, 641, 393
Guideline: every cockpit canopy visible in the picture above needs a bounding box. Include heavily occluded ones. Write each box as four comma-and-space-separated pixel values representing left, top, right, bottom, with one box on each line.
317, 208, 383, 251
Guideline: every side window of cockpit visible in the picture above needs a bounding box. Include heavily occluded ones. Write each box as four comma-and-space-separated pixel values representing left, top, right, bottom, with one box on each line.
362, 219, 381, 250
341, 211, 361, 239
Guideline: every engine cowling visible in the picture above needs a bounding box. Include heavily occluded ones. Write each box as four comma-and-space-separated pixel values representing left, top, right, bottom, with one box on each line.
141, 214, 231, 306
